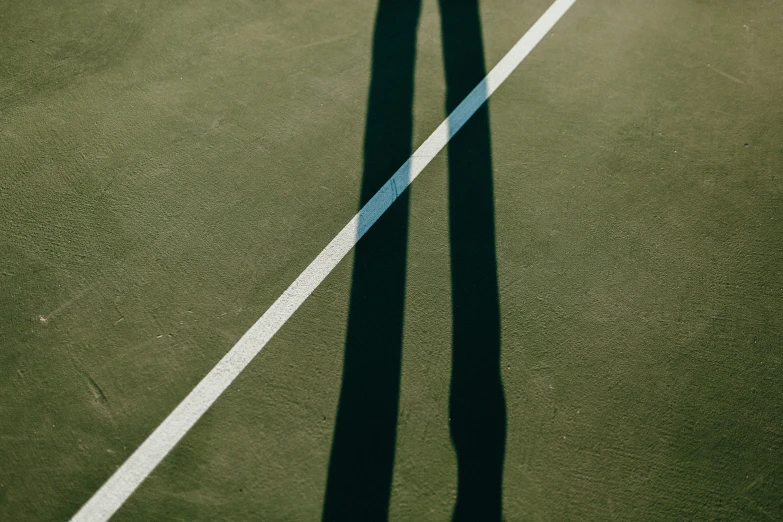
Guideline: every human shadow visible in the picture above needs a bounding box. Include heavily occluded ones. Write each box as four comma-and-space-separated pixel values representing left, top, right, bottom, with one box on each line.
322, 1, 506, 520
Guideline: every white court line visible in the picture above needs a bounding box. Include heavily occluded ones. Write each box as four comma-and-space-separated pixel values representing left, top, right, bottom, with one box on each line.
71, 0, 577, 519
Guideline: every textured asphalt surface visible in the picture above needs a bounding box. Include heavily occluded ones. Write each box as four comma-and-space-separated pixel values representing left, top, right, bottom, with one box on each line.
1, 0, 782, 520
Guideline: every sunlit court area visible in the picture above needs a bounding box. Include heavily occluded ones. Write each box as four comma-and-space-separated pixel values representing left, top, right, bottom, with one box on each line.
2, 0, 782, 520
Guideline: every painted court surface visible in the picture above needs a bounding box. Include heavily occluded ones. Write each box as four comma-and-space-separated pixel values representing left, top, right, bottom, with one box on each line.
2, 0, 782, 520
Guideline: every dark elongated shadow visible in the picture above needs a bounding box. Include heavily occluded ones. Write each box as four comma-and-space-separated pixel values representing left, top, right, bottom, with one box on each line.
322, 0, 421, 519
323, 0, 505, 520
440, 1, 506, 520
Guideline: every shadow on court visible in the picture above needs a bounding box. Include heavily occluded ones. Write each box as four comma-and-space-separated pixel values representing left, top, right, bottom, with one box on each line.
322, 0, 506, 519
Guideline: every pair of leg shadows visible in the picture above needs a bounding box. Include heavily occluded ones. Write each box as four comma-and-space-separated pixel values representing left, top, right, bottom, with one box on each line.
323, 1, 506, 520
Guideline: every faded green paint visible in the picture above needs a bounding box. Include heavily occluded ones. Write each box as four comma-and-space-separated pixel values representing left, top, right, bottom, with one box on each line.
1, 0, 782, 520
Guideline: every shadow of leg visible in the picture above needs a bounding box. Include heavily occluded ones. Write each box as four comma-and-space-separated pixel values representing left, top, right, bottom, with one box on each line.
322, 1, 422, 520
440, 0, 507, 520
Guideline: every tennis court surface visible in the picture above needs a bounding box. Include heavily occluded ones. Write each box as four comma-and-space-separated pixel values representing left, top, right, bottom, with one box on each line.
2, 0, 782, 520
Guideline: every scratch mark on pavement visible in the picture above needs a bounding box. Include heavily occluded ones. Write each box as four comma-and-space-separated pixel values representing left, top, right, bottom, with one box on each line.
707, 63, 745, 85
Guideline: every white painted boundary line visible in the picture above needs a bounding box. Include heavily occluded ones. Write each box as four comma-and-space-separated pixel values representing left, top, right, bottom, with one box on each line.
71, 1, 576, 519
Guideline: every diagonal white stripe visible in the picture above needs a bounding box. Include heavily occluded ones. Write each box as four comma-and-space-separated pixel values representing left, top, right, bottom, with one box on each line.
71, 0, 577, 519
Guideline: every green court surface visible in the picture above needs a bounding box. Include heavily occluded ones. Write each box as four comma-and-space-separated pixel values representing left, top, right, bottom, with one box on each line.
2, 0, 782, 520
